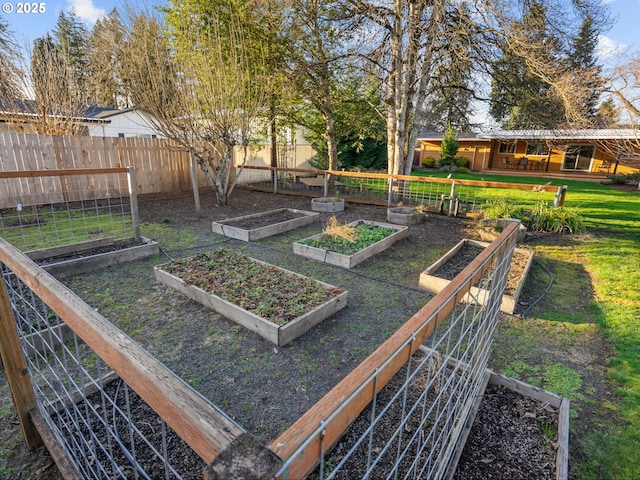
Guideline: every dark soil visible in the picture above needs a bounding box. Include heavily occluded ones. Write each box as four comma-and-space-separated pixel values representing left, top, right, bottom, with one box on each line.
453, 383, 558, 480
436, 243, 531, 295
219, 208, 307, 229
53, 380, 206, 479
0, 188, 574, 479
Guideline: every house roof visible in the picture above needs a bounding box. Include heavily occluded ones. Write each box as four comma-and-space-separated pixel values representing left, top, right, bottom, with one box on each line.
0, 99, 110, 124
478, 129, 639, 141
83, 107, 142, 120
416, 130, 491, 142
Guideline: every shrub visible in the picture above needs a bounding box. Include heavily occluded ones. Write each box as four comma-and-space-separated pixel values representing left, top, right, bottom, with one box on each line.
422, 156, 437, 168
481, 198, 583, 234
606, 173, 640, 185
456, 167, 471, 174
439, 126, 459, 171
455, 157, 471, 169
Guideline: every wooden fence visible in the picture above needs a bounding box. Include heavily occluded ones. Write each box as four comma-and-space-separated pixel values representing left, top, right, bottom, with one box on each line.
0, 133, 202, 197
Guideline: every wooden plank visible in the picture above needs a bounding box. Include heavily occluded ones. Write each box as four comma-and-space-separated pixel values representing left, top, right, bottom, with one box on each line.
0, 238, 245, 463
488, 371, 563, 408
0, 271, 42, 450
0, 168, 128, 178
30, 409, 83, 480
557, 398, 570, 480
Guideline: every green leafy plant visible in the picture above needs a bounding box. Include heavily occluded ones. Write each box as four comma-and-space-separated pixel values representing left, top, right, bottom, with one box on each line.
439, 126, 459, 171
421, 156, 437, 168
300, 221, 395, 255
163, 249, 342, 325
482, 198, 583, 234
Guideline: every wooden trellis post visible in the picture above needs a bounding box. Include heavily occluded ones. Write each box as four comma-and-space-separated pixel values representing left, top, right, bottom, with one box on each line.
0, 272, 42, 450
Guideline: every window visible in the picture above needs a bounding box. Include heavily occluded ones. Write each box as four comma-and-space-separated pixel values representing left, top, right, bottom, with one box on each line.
526, 142, 549, 156
498, 142, 516, 154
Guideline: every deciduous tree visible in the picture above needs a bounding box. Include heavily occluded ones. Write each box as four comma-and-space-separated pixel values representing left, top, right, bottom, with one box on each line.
124, 5, 271, 205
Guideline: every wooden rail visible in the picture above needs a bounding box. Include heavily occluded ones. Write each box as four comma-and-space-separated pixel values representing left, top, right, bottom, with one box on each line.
268, 222, 520, 479
0, 239, 244, 464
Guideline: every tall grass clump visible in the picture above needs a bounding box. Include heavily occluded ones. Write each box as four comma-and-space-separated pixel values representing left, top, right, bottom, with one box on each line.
482, 198, 583, 234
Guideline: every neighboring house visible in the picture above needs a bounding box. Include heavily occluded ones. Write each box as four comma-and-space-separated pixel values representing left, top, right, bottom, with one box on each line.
0, 99, 161, 138
84, 108, 162, 138
416, 129, 640, 176
0, 99, 109, 135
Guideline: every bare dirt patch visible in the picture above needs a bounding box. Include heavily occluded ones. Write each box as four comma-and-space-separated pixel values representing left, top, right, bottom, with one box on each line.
436, 243, 530, 296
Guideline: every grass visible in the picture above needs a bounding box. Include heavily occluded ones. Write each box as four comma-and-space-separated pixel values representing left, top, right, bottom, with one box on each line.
0, 207, 133, 251
456, 172, 640, 478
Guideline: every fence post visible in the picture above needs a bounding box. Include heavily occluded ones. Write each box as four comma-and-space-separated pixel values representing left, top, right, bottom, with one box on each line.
449, 182, 457, 216
204, 432, 281, 480
323, 172, 329, 197
387, 175, 393, 206
190, 149, 201, 213
273, 168, 278, 194
0, 271, 42, 450
126, 167, 141, 243
554, 185, 568, 207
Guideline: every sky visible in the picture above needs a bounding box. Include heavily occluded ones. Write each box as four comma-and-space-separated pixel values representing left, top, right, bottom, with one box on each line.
1, 0, 638, 70
2, 0, 639, 60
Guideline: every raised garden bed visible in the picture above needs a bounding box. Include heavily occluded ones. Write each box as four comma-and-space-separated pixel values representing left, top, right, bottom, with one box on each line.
309, 347, 569, 480
27, 237, 159, 278
418, 239, 533, 314
293, 220, 408, 269
211, 208, 318, 241
311, 197, 345, 212
155, 249, 348, 346
452, 370, 570, 480
386, 206, 424, 225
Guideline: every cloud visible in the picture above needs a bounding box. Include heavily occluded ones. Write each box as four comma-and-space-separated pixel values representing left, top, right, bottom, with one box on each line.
596, 34, 627, 59
67, 0, 107, 24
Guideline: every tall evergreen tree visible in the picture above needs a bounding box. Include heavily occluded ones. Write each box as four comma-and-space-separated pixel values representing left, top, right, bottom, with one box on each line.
568, 14, 604, 121
53, 11, 90, 102
86, 9, 126, 107
423, 4, 477, 131
489, 1, 566, 129
0, 15, 23, 98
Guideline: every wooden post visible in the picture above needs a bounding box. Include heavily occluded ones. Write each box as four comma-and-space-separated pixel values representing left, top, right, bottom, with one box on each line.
126, 167, 141, 243
204, 433, 282, 480
190, 149, 201, 213
0, 272, 42, 450
554, 185, 568, 207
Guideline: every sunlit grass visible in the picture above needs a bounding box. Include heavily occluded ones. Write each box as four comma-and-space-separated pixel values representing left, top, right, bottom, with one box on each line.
0, 208, 133, 251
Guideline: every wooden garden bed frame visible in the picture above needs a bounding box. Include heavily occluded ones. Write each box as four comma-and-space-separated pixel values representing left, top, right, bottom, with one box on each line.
154, 257, 348, 346
293, 220, 408, 269
211, 208, 319, 241
419, 238, 534, 314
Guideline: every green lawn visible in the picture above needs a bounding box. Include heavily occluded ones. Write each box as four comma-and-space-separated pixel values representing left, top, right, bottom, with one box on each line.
430, 172, 640, 478
0, 208, 133, 252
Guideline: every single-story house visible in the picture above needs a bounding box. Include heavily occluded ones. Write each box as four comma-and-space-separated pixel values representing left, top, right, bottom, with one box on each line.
0, 100, 161, 138
416, 129, 640, 176
85, 108, 161, 138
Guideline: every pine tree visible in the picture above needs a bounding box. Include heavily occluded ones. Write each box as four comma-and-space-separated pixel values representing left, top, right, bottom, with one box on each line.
53, 11, 90, 102
0, 15, 23, 98
86, 9, 126, 107
489, 1, 566, 129
568, 15, 604, 121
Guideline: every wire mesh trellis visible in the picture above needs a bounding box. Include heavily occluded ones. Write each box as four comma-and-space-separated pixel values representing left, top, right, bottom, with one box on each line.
0, 235, 246, 479
0, 168, 140, 253
1, 262, 218, 479
237, 166, 563, 213
270, 222, 519, 480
